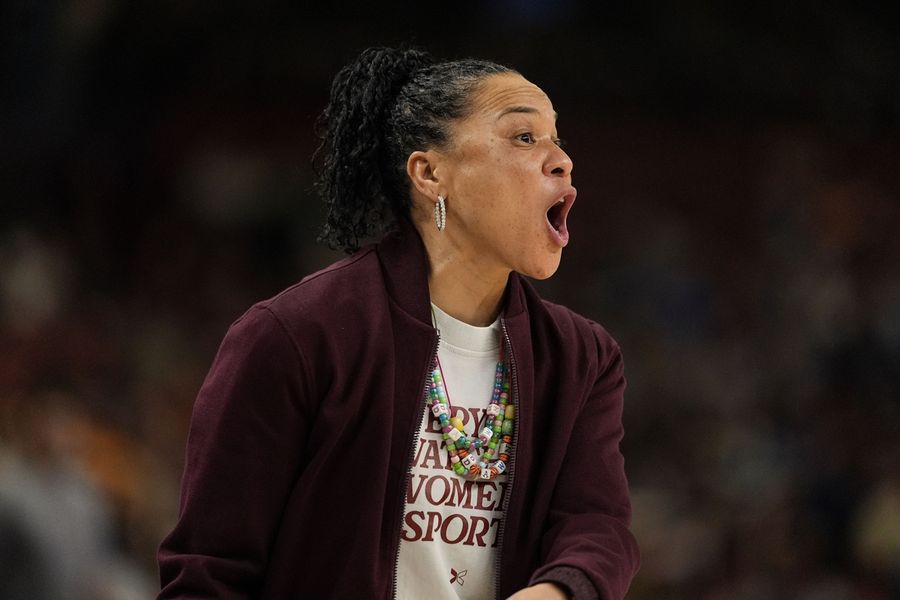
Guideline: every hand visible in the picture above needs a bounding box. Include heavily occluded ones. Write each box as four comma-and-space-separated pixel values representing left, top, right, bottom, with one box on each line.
506, 582, 569, 600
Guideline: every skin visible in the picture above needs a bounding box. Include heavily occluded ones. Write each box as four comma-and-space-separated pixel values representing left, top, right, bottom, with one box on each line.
407, 72, 576, 327
507, 583, 569, 600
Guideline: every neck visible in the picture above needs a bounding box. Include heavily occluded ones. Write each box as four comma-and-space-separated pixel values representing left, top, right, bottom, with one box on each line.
418, 224, 509, 327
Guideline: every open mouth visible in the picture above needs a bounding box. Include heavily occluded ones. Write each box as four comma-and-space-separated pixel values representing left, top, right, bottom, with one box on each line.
547, 200, 566, 232
545, 189, 576, 246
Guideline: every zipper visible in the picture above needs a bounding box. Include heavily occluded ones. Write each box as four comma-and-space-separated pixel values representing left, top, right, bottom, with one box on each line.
390, 330, 440, 599
493, 317, 520, 600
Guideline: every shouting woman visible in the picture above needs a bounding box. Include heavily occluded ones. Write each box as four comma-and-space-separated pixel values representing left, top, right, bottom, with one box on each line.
158, 46, 640, 600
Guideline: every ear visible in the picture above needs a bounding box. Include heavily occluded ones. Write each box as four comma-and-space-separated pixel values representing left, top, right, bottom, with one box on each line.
406, 150, 443, 204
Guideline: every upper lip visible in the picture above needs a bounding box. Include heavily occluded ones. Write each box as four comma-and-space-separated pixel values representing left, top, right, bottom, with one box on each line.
546, 185, 577, 217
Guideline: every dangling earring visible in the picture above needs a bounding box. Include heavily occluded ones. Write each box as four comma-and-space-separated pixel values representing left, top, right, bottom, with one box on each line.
434, 195, 446, 232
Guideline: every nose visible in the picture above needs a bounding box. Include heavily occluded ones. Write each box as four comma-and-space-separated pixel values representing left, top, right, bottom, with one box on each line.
544, 143, 573, 178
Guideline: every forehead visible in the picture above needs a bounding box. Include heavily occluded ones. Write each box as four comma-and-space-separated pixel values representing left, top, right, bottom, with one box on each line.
467, 73, 556, 122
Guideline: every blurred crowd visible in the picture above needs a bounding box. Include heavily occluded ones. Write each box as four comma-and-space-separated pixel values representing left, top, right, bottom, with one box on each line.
2, 2, 898, 598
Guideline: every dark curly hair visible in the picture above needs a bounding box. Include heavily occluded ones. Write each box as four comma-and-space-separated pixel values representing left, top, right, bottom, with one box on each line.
313, 46, 515, 253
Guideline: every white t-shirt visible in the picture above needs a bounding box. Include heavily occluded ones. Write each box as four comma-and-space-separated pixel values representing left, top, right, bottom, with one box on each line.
395, 304, 509, 599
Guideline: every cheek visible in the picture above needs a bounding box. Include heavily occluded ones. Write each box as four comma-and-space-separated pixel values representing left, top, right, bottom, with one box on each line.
451, 142, 535, 232
454, 147, 505, 201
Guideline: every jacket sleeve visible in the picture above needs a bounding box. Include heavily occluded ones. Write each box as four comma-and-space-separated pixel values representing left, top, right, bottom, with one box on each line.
528, 331, 640, 600
157, 305, 311, 599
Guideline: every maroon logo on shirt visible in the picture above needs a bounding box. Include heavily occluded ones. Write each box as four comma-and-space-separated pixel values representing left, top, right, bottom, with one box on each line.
450, 568, 467, 586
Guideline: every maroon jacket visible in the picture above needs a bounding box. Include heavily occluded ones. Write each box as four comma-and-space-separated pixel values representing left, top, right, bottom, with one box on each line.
158, 223, 640, 599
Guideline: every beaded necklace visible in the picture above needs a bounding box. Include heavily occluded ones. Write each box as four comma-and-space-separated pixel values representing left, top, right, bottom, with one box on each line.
427, 340, 514, 481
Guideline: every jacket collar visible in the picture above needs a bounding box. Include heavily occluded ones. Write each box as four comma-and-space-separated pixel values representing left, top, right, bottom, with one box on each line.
375, 218, 528, 326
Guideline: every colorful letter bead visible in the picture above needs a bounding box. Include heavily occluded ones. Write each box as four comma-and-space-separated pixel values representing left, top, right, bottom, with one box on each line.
479, 427, 493, 444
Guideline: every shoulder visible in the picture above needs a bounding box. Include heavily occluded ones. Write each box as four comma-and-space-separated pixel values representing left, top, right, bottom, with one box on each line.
262, 245, 382, 315
221, 244, 388, 360
234, 244, 387, 334
215, 245, 388, 400
542, 299, 620, 354
545, 300, 622, 371
517, 277, 623, 376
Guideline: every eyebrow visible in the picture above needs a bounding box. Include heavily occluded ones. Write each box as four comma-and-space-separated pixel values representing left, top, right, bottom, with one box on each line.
497, 106, 559, 121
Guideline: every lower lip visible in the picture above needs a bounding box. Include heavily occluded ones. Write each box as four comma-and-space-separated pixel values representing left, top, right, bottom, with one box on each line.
547, 218, 570, 248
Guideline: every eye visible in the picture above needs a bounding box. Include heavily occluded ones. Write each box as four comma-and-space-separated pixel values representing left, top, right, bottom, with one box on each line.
553, 137, 566, 148
516, 132, 536, 144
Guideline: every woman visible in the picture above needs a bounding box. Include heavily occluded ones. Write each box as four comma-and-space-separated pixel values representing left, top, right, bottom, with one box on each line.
158, 47, 639, 599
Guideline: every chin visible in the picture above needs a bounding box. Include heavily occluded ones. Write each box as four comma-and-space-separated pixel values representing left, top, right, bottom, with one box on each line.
520, 255, 562, 280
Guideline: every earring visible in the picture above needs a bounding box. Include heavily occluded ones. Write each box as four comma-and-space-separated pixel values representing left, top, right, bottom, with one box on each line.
434, 195, 446, 232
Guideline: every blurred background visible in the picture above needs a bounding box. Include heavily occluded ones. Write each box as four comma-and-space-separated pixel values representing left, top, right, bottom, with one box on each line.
1, 2, 899, 598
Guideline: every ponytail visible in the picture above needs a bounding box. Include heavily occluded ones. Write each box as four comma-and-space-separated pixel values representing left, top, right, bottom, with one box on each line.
314, 46, 514, 252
